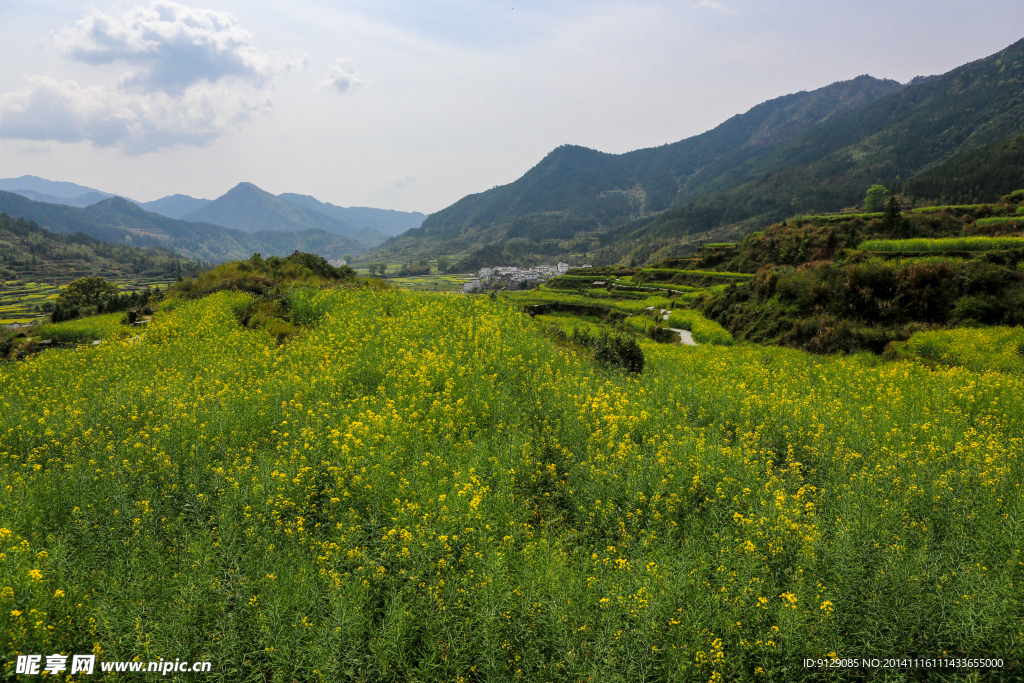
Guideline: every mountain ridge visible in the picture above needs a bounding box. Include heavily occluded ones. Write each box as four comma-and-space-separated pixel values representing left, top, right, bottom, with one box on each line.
0, 176, 424, 241
182, 182, 363, 238
610, 36, 1024, 246
379, 36, 1024, 266
379, 74, 906, 257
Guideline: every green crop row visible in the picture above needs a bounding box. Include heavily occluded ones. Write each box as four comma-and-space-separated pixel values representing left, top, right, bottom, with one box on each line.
641, 268, 754, 279
859, 236, 1024, 252
974, 216, 1024, 228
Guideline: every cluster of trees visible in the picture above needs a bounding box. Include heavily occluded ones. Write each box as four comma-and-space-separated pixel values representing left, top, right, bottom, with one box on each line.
398, 259, 431, 277
365, 257, 456, 277
50, 276, 164, 323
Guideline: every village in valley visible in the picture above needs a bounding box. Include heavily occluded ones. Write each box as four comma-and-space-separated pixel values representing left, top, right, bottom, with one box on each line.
462, 262, 591, 292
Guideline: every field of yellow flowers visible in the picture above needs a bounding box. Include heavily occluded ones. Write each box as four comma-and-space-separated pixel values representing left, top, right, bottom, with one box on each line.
1, 288, 1021, 681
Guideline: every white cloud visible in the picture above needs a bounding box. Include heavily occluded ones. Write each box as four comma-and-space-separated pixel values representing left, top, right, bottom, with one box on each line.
319, 58, 365, 95
0, 2, 292, 153
693, 0, 737, 16
381, 172, 416, 195
55, 1, 281, 95
0, 76, 268, 154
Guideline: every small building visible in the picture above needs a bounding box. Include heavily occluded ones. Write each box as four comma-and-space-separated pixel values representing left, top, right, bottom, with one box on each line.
463, 279, 482, 293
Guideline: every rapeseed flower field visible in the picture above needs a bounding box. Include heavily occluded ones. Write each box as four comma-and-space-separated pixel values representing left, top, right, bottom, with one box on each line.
1, 288, 1020, 681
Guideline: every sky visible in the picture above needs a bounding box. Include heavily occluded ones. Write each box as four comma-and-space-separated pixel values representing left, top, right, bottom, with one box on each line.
0, 1, 1022, 214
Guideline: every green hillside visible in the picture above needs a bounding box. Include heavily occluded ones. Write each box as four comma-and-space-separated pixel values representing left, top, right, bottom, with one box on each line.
693, 194, 1024, 352
0, 211, 200, 283
898, 133, 1024, 204
616, 38, 1024, 244
485, 192, 1024, 356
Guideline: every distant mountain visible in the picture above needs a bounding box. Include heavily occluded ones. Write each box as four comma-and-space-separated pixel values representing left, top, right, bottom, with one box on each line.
380, 74, 904, 257
139, 194, 211, 219
7, 189, 110, 208
0, 175, 113, 200
0, 176, 423, 248
275, 193, 385, 246
182, 182, 368, 239
0, 191, 124, 242
0, 192, 365, 263
278, 193, 425, 237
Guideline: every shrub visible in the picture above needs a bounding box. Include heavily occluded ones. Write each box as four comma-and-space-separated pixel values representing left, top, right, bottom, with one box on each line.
564, 327, 645, 373
592, 332, 645, 373
951, 295, 1004, 324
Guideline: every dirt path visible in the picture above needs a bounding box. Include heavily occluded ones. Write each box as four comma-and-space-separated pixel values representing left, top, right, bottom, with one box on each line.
669, 328, 697, 345
647, 307, 699, 346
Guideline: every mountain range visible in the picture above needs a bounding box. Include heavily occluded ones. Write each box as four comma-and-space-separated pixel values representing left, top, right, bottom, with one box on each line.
377, 36, 1024, 267
0, 176, 425, 253
0, 191, 369, 263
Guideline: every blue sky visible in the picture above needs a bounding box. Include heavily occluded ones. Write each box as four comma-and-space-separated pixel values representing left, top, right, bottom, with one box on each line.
0, 0, 1022, 212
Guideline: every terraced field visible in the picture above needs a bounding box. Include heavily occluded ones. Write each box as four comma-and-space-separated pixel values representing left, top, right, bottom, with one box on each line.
502, 266, 735, 346
0, 276, 176, 326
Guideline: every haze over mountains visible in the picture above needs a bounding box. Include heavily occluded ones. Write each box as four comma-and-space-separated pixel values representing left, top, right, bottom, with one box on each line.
0, 191, 363, 264
0, 176, 426, 258
377, 36, 1024, 267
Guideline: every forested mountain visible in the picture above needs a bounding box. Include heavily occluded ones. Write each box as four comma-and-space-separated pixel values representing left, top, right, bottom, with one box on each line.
382, 37, 1024, 266
0, 192, 364, 263
0, 212, 201, 282
610, 38, 1024, 246
380, 75, 903, 257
